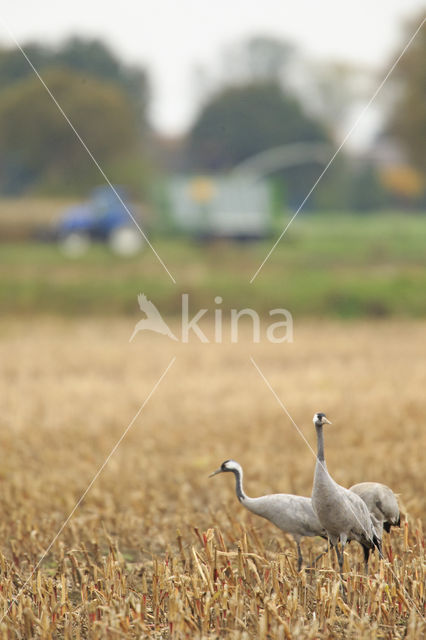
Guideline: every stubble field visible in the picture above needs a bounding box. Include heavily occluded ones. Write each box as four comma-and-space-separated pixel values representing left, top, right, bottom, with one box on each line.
0, 318, 424, 638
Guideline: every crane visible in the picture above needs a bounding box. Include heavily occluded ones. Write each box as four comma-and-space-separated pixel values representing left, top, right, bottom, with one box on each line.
209, 459, 326, 571
311, 412, 382, 576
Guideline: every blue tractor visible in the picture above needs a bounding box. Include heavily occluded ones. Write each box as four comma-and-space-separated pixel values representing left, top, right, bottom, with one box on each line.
53, 186, 144, 256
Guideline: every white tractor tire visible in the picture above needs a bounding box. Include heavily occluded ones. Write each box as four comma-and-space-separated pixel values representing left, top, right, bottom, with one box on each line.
60, 232, 90, 257
109, 227, 144, 256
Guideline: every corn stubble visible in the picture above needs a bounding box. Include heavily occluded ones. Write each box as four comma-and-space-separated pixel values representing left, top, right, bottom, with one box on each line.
0, 318, 424, 638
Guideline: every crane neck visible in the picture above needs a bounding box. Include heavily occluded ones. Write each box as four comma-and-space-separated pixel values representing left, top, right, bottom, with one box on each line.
231, 468, 247, 503
315, 423, 325, 463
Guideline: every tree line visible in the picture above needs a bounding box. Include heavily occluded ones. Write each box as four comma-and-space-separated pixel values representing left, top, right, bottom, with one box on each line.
0, 19, 424, 209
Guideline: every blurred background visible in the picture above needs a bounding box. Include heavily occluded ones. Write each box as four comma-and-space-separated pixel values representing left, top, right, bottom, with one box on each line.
0, 1, 425, 318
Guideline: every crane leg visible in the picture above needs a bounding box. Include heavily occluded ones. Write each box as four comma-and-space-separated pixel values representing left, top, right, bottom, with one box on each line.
362, 545, 370, 575
309, 541, 332, 568
335, 544, 343, 574
374, 535, 383, 559
296, 542, 303, 572
336, 543, 347, 602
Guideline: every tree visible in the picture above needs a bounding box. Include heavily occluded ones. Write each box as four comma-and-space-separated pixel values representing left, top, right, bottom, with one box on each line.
0, 36, 149, 123
188, 81, 329, 171
220, 36, 293, 85
304, 61, 376, 141
187, 81, 330, 206
386, 14, 426, 173
0, 43, 50, 87
0, 68, 141, 193
55, 37, 149, 120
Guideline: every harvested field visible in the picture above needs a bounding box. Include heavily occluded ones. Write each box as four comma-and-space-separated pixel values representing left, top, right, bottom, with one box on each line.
0, 318, 424, 638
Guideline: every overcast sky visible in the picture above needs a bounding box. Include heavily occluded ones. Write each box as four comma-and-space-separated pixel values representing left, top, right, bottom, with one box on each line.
1, 1, 425, 138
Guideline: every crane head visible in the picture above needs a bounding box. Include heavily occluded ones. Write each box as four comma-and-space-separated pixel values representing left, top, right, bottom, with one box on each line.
313, 412, 332, 426
209, 459, 240, 477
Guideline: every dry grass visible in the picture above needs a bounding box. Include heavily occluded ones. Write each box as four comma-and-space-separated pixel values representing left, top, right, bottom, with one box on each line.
0, 318, 424, 638
0, 198, 76, 240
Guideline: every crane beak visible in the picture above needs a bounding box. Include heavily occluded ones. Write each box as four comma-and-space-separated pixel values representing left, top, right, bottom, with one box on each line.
208, 468, 222, 478
323, 418, 332, 425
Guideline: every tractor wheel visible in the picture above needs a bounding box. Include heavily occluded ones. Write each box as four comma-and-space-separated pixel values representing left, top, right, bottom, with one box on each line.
109, 227, 143, 256
60, 233, 90, 257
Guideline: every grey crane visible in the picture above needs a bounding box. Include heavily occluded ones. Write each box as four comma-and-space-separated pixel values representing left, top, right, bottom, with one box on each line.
311, 413, 382, 576
209, 459, 326, 571
350, 482, 400, 538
